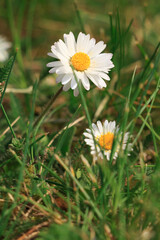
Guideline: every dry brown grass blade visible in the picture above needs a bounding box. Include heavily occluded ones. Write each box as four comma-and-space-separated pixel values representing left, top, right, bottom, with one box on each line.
104, 224, 115, 240
20, 194, 50, 217
24, 197, 44, 218
47, 115, 85, 147
81, 154, 97, 184
16, 221, 51, 240
6, 86, 33, 94
0, 116, 20, 139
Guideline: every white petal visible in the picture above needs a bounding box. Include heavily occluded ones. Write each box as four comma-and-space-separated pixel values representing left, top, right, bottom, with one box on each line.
81, 72, 90, 90
54, 41, 70, 60
85, 139, 94, 144
76, 32, 85, 52
85, 73, 106, 88
92, 123, 100, 136
64, 32, 76, 56
83, 132, 93, 139
99, 72, 110, 81
63, 81, 71, 91
106, 53, 113, 60
111, 121, 116, 130
84, 140, 94, 147
85, 69, 109, 83
106, 151, 111, 160
123, 132, 129, 143
56, 75, 64, 83
61, 74, 72, 84
113, 152, 118, 159
108, 121, 116, 132
97, 121, 103, 134
88, 41, 106, 58
57, 39, 71, 57
104, 120, 109, 133
56, 66, 69, 74
51, 45, 67, 60
81, 34, 91, 53
98, 152, 103, 159
86, 128, 91, 133
76, 71, 90, 91
78, 33, 91, 53
91, 150, 96, 155
96, 76, 107, 88
89, 66, 110, 73
91, 53, 114, 68
73, 87, 79, 96
48, 52, 57, 58
71, 76, 77, 90
49, 68, 57, 73
86, 38, 96, 53
46, 61, 62, 67
85, 73, 100, 88
104, 120, 109, 127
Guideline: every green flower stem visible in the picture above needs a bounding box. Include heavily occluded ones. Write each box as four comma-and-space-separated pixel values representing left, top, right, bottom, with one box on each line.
33, 86, 63, 128
1, 104, 16, 138
72, 69, 101, 159
73, 1, 86, 33
71, 70, 91, 127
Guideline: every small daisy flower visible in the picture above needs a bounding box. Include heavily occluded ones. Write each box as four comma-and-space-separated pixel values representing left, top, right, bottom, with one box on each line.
83, 120, 132, 160
47, 32, 114, 96
0, 36, 12, 62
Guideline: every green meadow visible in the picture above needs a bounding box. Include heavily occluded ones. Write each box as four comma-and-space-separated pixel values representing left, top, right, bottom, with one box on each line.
0, 0, 160, 239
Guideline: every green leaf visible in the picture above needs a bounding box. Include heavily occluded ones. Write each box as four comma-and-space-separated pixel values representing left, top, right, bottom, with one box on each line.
9, 92, 26, 130
0, 54, 16, 105
59, 126, 76, 156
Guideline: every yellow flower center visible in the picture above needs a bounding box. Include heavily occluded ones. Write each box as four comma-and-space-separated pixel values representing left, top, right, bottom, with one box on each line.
70, 52, 90, 71
98, 132, 114, 150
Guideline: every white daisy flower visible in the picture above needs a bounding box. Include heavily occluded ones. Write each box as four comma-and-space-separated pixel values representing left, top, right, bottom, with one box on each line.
47, 32, 114, 96
0, 36, 12, 62
83, 120, 132, 160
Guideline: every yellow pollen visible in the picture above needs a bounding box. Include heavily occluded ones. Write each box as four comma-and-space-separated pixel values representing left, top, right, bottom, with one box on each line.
98, 132, 114, 150
71, 52, 90, 71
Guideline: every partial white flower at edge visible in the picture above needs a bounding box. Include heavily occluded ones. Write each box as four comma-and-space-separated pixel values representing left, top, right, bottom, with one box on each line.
0, 35, 12, 62
47, 32, 114, 96
83, 120, 132, 161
